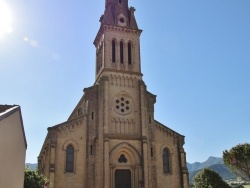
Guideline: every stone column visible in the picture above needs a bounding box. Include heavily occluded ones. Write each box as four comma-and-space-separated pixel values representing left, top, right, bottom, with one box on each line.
139, 81, 147, 137
132, 166, 135, 188
110, 165, 115, 188
180, 148, 189, 188
135, 166, 140, 188
95, 76, 109, 188
49, 173, 55, 188
103, 75, 109, 135
95, 82, 104, 188
82, 116, 87, 187
142, 140, 148, 188
104, 138, 110, 188
49, 140, 56, 188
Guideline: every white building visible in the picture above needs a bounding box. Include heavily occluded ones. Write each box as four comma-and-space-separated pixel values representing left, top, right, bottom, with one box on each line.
0, 105, 27, 188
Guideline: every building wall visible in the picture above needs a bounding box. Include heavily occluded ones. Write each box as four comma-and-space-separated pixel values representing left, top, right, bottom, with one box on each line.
39, 79, 188, 188
38, 1, 189, 187
0, 110, 26, 188
154, 127, 182, 188
56, 117, 87, 188
40, 123, 187, 188
39, 116, 87, 188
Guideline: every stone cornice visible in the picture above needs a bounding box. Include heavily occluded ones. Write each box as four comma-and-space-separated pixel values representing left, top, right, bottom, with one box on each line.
154, 120, 185, 144
95, 68, 143, 85
105, 133, 141, 140
94, 24, 142, 46
67, 94, 85, 120
48, 115, 86, 132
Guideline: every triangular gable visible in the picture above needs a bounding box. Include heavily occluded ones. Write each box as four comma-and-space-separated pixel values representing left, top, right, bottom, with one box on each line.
0, 105, 27, 149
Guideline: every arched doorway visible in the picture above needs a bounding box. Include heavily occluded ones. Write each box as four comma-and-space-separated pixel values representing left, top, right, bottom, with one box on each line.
115, 169, 131, 188
110, 142, 142, 188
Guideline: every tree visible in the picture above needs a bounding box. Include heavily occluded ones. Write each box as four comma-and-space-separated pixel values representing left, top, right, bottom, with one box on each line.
223, 143, 250, 181
24, 167, 49, 188
193, 168, 231, 188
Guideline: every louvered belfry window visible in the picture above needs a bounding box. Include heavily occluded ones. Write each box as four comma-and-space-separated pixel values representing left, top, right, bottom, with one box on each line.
128, 42, 132, 65
120, 41, 124, 64
112, 39, 116, 63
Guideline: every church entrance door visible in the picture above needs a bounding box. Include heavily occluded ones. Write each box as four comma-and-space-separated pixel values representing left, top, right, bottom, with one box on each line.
115, 169, 131, 188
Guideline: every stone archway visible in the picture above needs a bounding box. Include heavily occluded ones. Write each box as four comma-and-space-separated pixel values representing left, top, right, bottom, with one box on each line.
109, 142, 142, 188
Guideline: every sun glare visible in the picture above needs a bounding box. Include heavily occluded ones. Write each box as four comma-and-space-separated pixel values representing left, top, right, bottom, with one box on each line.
0, 0, 13, 38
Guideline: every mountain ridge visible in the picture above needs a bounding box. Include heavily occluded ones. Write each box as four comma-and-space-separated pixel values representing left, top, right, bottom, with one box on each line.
187, 156, 236, 182
25, 163, 37, 171
187, 156, 224, 172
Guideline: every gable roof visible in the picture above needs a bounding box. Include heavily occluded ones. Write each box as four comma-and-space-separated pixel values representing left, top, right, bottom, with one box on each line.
0, 105, 16, 113
0, 104, 27, 149
154, 120, 185, 144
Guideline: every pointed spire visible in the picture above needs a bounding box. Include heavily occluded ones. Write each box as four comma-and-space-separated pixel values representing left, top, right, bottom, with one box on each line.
129, 7, 138, 29
103, 3, 114, 25
100, 0, 139, 29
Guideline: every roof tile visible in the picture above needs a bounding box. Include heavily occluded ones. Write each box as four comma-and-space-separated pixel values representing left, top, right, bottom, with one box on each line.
0, 105, 16, 113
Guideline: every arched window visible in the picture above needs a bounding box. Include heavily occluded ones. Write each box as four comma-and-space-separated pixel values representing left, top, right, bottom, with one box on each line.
112, 39, 116, 63
120, 41, 124, 64
66, 145, 74, 172
163, 148, 170, 173
128, 42, 132, 65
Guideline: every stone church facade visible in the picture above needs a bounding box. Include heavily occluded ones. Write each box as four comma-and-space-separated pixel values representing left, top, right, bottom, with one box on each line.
38, 0, 189, 187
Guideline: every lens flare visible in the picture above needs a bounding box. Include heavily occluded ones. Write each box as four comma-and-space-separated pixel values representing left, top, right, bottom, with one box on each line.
0, 0, 13, 38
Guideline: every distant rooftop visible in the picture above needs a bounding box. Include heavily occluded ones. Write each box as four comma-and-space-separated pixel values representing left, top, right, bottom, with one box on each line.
0, 105, 17, 113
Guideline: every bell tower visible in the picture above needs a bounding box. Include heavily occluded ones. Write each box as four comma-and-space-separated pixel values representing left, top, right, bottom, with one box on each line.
94, 0, 142, 82
38, 1, 189, 188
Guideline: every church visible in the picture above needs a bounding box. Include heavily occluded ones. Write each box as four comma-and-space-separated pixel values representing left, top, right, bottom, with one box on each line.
38, 0, 189, 187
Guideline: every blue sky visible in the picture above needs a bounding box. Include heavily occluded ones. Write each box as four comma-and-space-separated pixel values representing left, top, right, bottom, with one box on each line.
1, 0, 250, 164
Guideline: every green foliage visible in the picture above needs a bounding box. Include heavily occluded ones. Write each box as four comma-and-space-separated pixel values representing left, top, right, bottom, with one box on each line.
233, 185, 244, 188
193, 168, 231, 188
24, 166, 49, 188
223, 143, 250, 181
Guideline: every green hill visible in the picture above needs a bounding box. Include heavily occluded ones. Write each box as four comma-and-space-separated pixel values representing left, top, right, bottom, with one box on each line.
25, 163, 37, 171
187, 157, 236, 182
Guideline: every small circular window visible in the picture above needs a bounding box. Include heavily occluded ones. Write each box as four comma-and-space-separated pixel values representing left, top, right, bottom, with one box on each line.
113, 94, 133, 115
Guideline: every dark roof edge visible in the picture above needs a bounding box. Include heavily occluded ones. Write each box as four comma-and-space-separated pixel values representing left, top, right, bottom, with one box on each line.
0, 106, 27, 149
67, 92, 87, 120
48, 115, 86, 130
0, 105, 18, 121
154, 119, 185, 138
18, 106, 28, 149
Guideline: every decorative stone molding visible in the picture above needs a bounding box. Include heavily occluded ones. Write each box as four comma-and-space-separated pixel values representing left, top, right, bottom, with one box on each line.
154, 120, 184, 144
50, 116, 85, 134
62, 139, 79, 151
94, 24, 142, 45
49, 164, 55, 173
111, 118, 135, 134
109, 142, 141, 166
106, 133, 140, 140
110, 74, 137, 88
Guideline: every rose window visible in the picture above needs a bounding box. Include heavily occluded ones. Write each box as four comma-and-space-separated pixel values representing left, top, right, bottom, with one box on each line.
113, 95, 133, 115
